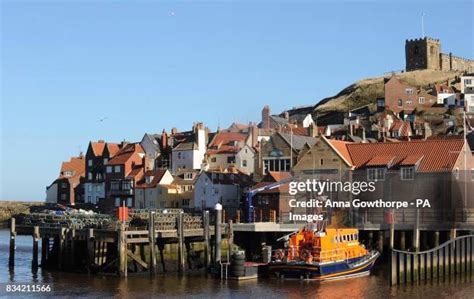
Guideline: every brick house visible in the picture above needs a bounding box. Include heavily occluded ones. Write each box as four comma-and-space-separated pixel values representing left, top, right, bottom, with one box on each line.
250, 171, 293, 222
46, 155, 86, 205
384, 76, 435, 113
84, 141, 121, 204
102, 143, 146, 211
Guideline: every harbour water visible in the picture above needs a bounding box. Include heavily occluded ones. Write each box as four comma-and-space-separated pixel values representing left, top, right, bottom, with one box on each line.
1, 229, 473, 298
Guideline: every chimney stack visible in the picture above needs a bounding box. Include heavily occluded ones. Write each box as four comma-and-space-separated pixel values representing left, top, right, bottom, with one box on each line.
161, 129, 168, 149
262, 105, 271, 129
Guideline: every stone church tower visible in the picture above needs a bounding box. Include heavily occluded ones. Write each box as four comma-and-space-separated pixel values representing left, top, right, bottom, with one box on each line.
405, 37, 441, 71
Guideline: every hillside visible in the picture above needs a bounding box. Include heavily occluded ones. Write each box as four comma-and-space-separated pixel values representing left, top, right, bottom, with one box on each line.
314, 70, 463, 114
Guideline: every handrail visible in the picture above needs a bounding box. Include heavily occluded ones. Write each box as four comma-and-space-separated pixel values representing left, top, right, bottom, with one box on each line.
392, 234, 474, 255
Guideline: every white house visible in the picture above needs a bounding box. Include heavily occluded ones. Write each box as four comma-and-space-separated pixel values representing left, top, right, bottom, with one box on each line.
460, 76, 474, 94
235, 144, 256, 174
134, 169, 174, 209
171, 123, 207, 173
193, 171, 251, 214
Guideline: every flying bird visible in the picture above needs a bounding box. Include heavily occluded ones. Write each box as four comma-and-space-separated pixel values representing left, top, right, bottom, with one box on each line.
169, 11, 176, 17
98, 117, 108, 122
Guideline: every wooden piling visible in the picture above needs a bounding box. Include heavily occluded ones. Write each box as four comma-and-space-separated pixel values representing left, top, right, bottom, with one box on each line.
177, 212, 185, 273
377, 231, 384, 254
389, 223, 394, 250
9, 218, 16, 268
41, 237, 48, 266
117, 222, 127, 277
400, 231, 406, 250
149, 211, 157, 275
203, 210, 210, 269
32, 226, 39, 269
215, 205, 222, 266
59, 228, 66, 270
87, 229, 94, 274
228, 220, 234, 253
390, 251, 397, 285
158, 241, 166, 272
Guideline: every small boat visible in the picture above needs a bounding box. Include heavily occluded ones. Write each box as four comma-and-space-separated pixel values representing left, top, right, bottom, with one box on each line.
267, 224, 380, 281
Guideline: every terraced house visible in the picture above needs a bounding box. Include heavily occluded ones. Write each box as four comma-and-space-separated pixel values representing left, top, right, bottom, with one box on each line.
46, 155, 85, 205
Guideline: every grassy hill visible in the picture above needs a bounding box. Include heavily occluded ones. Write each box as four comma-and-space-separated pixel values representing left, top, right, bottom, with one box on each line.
314, 70, 463, 114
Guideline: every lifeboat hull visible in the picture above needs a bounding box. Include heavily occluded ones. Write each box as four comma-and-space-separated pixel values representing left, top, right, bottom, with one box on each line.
268, 251, 380, 281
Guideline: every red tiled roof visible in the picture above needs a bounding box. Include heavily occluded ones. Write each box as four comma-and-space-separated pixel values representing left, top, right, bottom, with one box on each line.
106, 143, 121, 157
280, 127, 310, 136
389, 121, 411, 137
207, 132, 247, 154
59, 156, 85, 179
400, 154, 424, 166
366, 155, 396, 167
126, 165, 144, 181
90, 142, 106, 157
346, 139, 464, 172
136, 169, 169, 189
107, 143, 144, 165
327, 139, 353, 165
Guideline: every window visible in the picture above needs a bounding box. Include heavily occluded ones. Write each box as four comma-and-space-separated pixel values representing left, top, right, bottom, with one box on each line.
455, 168, 459, 180
127, 198, 132, 207
405, 88, 413, 95
397, 99, 403, 107
211, 157, 217, 163
464, 79, 472, 85
87, 196, 92, 202
418, 97, 425, 104
320, 159, 324, 166
64, 171, 73, 177
413, 45, 419, 55
182, 199, 190, 207
114, 165, 121, 173
227, 156, 236, 164
106, 166, 113, 173
406, 100, 412, 105
115, 198, 120, 207
263, 158, 291, 173
61, 182, 67, 188
88, 159, 93, 167
367, 168, 385, 181
430, 46, 435, 54
401, 167, 415, 180
184, 172, 193, 180
213, 187, 219, 195
242, 160, 247, 167
87, 185, 92, 192
103, 158, 108, 164
88, 172, 92, 180
178, 152, 182, 159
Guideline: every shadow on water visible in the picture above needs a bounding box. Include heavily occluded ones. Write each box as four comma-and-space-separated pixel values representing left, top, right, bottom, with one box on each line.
1, 229, 473, 298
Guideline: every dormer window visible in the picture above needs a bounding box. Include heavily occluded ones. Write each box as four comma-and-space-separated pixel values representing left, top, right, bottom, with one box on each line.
88, 159, 93, 167
63, 171, 73, 177
405, 89, 413, 95
418, 97, 425, 104
184, 172, 193, 180
401, 167, 415, 180
367, 168, 385, 181
146, 176, 154, 184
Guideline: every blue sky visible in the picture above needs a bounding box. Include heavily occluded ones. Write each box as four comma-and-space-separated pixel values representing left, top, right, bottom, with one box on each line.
1, 0, 473, 201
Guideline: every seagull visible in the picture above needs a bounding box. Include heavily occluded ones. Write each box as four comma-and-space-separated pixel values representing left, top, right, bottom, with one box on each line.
169, 11, 175, 17
98, 117, 108, 122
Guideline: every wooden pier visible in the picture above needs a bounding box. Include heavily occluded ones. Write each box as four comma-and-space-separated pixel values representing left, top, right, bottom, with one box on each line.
8, 210, 232, 277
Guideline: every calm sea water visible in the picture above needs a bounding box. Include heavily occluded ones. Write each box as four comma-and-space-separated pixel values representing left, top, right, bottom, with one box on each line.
1, 229, 473, 298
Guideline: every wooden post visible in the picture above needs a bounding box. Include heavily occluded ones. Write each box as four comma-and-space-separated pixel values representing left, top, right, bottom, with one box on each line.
149, 211, 157, 275
450, 241, 455, 275
41, 237, 48, 267
390, 251, 397, 285
426, 252, 432, 280
389, 223, 395, 250
259, 209, 263, 222
158, 241, 166, 272
377, 231, 384, 254
412, 254, 418, 283
400, 231, 406, 251
203, 210, 210, 269
456, 239, 461, 274
460, 238, 465, 273
434, 231, 440, 247
87, 229, 94, 274
438, 246, 444, 279
32, 226, 39, 269
215, 204, 222, 266
177, 212, 185, 273
420, 253, 425, 281
399, 253, 405, 283
9, 218, 16, 268
117, 222, 127, 277
413, 209, 420, 252
236, 210, 240, 224
228, 220, 234, 254
59, 228, 66, 270
406, 254, 412, 283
